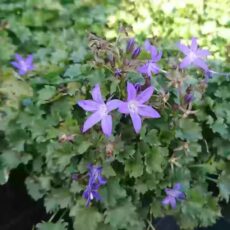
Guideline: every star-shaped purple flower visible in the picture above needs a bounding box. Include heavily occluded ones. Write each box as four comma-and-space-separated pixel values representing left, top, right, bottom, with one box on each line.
78, 84, 121, 137
138, 40, 162, 78
162, 183, 185, 209
177, 37, 210, 71
83, 164, 107, 207
11, 54, 34, 75
83, 183, 102, 207
118, 82, 160, 133
88, 164, 107, 186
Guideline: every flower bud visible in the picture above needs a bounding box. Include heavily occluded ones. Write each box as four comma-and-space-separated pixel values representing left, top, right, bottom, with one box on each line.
126, 38, 135, 53
114, 68, 122, 77
131, 47, 141, 59
184, 93, 194, 104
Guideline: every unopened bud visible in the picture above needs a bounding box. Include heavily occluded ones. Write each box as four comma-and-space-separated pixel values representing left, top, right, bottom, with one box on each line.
126, 38, 135, 53
131, 47, 141, 59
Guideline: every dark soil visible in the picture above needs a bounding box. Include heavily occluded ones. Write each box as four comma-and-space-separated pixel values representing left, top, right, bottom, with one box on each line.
0, 168, 48, 230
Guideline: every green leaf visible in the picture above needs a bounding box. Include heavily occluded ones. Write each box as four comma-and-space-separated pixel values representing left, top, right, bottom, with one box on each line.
64, 64, 82, 79
176, 119, 202, 141
37, 86, 56, 104
0, 150, 32, 170
100, 178, 127, 207
77, 141, 92, 154
218, 170, 230, 202
25, 177, 45, 201
125, 151, 143, 178
0, 167, 9, 185
105, 200, 144, 229
71, 205, 102, 230
44, 188, 72, 213
210, 118, 228, 138
36, 221, 68, 230
145, 146, 167, 173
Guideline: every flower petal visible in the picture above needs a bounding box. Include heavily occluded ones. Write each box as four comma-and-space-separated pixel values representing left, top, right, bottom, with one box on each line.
173, 183, 182, 191
15, 53, 24, 62
191, 37, 198, 51
196, 49, 210, 57
91, 84, 104, 103
106, 99, 122, 112
177, 191, 185, 201
193, 58, 209, 71
101, 115, 112, 137
162, 196, 171, 206
26, 54, 33, 65
83, 111, 101, 132
130, 112, 142, 133
127, 82, 137, 101
118, 102, 129, 114
169, 197, 177, 209
11, 61, 20, 69
18, 69, 27, 75
177, 42, 190, 55
144, 40, 152, 51
138, 105, 160, 118
136, 86, 154, 103
179, 56, 192, 69
152, 50, 162, 62
78, 100, 99, 111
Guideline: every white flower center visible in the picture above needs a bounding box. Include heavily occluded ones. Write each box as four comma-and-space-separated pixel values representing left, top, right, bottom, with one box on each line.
189, 52, 197, 61
128, 100, 138, 113
20, 61, 28, 71
99, 104, 108, 117
90, 192, 94, 200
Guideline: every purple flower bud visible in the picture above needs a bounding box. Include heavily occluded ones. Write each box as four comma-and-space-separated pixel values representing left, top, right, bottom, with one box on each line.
126, 38, 135, 53
134, 83, 142, 92
114, 68, 122, 77
71, 172, 78, 181
184, 93, 194, 104
131, 47, 141, 59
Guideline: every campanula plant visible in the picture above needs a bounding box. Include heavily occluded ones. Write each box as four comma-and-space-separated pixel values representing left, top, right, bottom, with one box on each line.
0, 1, 229, 230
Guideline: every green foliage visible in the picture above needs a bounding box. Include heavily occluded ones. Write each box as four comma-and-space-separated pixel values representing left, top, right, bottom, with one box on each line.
36, 221, 68, 230
0, 0, 229, 230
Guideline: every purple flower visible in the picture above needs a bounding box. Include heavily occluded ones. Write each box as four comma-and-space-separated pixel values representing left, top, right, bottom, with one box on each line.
138, 61, 160, 77
184, 93, 193, 104
132, 47, 141, 59
88, 164, 107, 186
144, 40, 162, 61
162, 183, 185, 209
118, 82, 160, 133
83, 183, 101, 207
83, 164, 107, 207
78, 84, 121, 137
138, 40, 162, 78
177, 37, 210, 71
126, 38, 135, 53
11, 54, 34, 75
114, 68, 122, 77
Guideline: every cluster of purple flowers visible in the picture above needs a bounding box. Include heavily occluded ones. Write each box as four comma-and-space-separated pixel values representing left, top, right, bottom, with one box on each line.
11, 37, 211, 210
83, 164, 106, 207
78, 83, 160, 136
